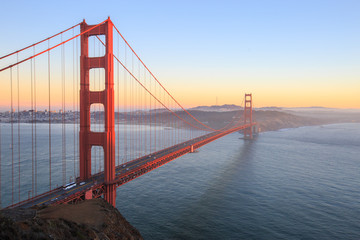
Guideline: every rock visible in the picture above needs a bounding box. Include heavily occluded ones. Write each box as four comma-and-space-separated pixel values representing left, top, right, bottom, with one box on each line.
0, 198, 143, 240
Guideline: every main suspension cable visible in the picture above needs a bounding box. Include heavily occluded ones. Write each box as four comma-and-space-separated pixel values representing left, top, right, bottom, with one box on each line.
0, 23, 81, 60
95, 36, 213, 132
0, 20, 107, 72
113, 25, 220, 132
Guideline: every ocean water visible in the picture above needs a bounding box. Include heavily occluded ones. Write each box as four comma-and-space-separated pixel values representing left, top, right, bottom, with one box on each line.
0, 123, 359, 239
116, 123, 360, 240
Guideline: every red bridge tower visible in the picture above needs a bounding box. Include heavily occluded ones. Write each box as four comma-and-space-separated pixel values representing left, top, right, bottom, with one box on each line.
244, 93, 253, 139
79, 18, 116, 206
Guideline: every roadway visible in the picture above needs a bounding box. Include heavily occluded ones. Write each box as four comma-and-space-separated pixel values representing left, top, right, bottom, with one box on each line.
8, 124, 254, 209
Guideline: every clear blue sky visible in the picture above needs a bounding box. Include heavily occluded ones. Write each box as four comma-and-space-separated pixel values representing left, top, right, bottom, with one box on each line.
1, 0, 359, 108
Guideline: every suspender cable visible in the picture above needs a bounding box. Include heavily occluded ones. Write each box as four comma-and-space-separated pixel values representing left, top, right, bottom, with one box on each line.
113, 25, 216, 132
135, 59, 137, 158
61, 33, 66, 186
124, 45, 127, 163
95, 36, 215, 133
16, 54, 21, 202
0, 123, 2, 207
164, 92, 166, 147
31, 57, 34, 198
160, 89, 162, 149
117, 33, 120, 167
138, 60, 141, 157
114, 25, 245, 133
160, 87, 162, 149
148, 73, 151, 153
62, 34, 67, 183
131, 52, 134, 160
113, 54, 213, 132
76, 35, 79, 178
48, 40, 52, 191
162, 90, 164, 148
144, 68, 147, 155
73, 28, 76, 179
138, 61, 141, 157
10, 68, 14, 205
34, 46, 37, 195
154, 79, 156, 151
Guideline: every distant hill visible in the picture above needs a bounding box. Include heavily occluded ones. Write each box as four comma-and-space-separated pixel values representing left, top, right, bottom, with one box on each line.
187, 105, 360, 128
283, 107, 360, 113
255, 106, 284, 111
189, 104, 242, 112
189, 104, 360, 114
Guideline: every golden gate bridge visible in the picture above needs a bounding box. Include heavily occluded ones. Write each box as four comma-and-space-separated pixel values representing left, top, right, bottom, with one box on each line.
0, 18, 256, 209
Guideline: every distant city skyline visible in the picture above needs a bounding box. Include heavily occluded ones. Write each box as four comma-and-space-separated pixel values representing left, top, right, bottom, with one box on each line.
0, 0, 359, 109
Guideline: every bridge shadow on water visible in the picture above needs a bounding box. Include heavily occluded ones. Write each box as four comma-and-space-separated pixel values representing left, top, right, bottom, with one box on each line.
167, 139, 257, 240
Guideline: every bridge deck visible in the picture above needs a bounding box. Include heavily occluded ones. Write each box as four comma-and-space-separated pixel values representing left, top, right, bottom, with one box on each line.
7, 123, 255, 209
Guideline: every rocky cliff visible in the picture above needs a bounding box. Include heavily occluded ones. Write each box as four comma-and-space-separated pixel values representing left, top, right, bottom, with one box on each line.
0, 198, 143, 240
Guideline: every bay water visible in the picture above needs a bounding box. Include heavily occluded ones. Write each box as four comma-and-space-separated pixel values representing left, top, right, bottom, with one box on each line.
116, 123, 360, 239
0, 123, 359, 239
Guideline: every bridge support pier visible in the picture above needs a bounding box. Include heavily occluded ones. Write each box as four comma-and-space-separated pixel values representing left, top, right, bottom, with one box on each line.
244, 94, 253, 140
80, 18, 116, 206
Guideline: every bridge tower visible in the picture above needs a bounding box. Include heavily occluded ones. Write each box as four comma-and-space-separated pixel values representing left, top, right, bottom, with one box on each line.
79, 18, 116, 206
244, 93, 253, 139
